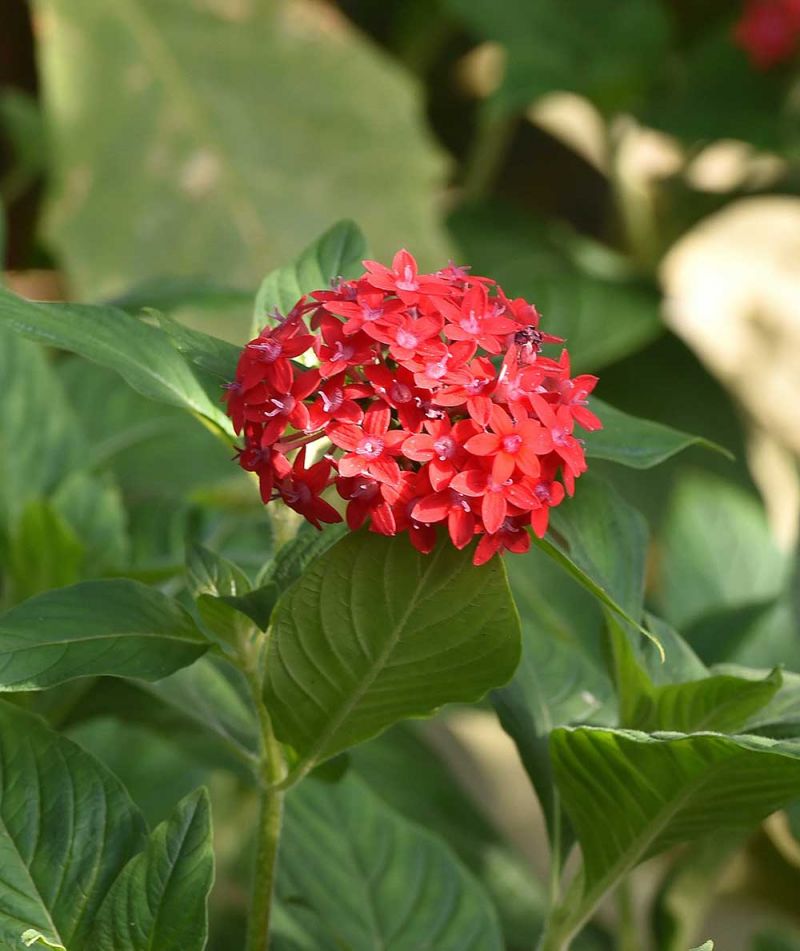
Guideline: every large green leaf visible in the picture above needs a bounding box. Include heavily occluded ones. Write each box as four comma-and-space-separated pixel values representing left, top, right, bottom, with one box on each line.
0, 702, 146, 949
584, 398, 730, 469
444, 0, 670, 114
0, 579, 207, 690
0, 329, 84, 528
0, 287, 232, 433
276, 773, 503, 950
52, 471, 130, 575
35, 0, 449, 301
548, 728, 800, 944
88, 789, 214, 951
253, 220, 367, 334
265, 532, 521, 779
448, 203, 662, 372
351, 723, 547, 947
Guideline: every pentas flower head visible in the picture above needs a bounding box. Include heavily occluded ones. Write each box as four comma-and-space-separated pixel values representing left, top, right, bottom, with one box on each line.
734, 0, 800, 68
225, 249, 601, 566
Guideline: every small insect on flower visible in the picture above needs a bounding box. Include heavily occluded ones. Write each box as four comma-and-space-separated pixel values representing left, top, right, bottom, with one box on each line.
225, 250, 601, 565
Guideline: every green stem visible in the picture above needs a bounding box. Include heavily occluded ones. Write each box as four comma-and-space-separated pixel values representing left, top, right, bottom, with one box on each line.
616, 878, 637, 951
244, 658, 286, 951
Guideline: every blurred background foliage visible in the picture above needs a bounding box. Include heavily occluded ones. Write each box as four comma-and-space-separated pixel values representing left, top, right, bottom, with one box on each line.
2, 0, 800, 948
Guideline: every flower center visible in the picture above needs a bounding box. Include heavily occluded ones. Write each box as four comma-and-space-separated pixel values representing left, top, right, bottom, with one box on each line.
502, 434, 522, 454
264, 395, 295, 418
321, 388, 344, 412
331, 341, 354, 362
460, 312, 481, 335
362, 304, 383, 322
396, 329, 418, 350
433, 435, 456, 461
249, 338, 282, 362
390, 381, 413, 404
552, 428, 569, 447
357, 437, 384, 459
396, 265, 418, 292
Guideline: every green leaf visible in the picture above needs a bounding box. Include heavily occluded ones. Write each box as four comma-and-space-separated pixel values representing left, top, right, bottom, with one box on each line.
35, 1, 449, 301
492, 543, 612, 840
277, 773, 503, 950
350, 723, 547, 947
259, 521, 348, 592
0, 329, 85, 528
0, 286, 233, 433
690, 944, 714, 951
265, 532, 521, 779
0, 579, 208, 690
52, 470, 130, 574
444, 0, 670, 114
253, 220, 367, 334
88, 789, 214, 951
68, 656, 258, 775
448, 203, 662, 372
5, 501, 83, 606
0, 702, 146, 949
584, 398, 731, 469
549, 728, 800, 943
156, 311, 241, 382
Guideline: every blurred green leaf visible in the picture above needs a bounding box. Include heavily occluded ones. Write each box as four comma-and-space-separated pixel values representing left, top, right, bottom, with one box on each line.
0, 89, 46, 201
0, 702, 146, 949
585, 398, 731, 469
253, 220, 367, 335
0, 579, 207, 690
449, 203, 662, 372
157, 312, 241, 382
0, 288, 233, 433
444, 0, 670, 113
87, 789, 214, 951
52, 471, 130, 574
277, 773, 503, 950
0, 329, 85, 529
6, 500, 83, 605
35, 0, 449, 300
265, 532, 521, 777
645, 24, 799, 152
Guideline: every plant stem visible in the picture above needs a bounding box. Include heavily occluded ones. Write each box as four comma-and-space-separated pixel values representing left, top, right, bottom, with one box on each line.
615, 878, 638, 951
244, 657, 286, 951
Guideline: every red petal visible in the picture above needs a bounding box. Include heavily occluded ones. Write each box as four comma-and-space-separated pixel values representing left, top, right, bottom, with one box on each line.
450, 468, 488, 496
473, 533, 499, 566
364, 401, 390, 436
491, 452, 515, 483
448, 506, 475, 549
412, 492, 450, 523
327, 422, 363, 451
515, 446, 542, 478
482, 491, 507, 535
402, 434, 435, 462
490, 403, 513, 435
368, 455, 401, 486
465, 433, 501, 456
338, 454, 368, 478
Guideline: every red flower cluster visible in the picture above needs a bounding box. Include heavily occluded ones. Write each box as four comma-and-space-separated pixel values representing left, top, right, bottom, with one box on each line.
735, 0, 800, 68
226, 251, 600, 565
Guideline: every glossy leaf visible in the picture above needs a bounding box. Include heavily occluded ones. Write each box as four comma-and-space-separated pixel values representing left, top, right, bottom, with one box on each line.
277, 773, 504, 950
88, 789, 214, 951
584, 398, 731, 469
549, 728, 800, 942
0, 579, 207, 690
0, 287, 232, 433
0, 702, 146, 949
35, 1, 449, 300
253, 220, 367, 334
265, 532, 521, 777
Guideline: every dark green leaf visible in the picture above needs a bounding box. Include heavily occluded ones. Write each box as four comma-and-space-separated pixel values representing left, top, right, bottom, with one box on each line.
156, 311, 241, 382
0, 702, 146, 949
277, 773, 504, 950
265, 532, 521, 778
0, 579, 207, 690
0, 287, 232, 433
52, 471, 130, 574
444, 0, 670, 114
584, 398, 731, 469
88, 789, 214, 951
